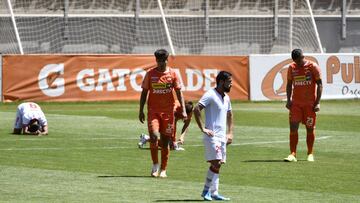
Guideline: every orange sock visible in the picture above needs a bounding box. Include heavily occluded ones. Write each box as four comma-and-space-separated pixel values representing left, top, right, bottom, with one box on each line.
290, 131, 298, 156
160, 146, 170, 171
307, 131, 315, 155
150, 142, 158, 165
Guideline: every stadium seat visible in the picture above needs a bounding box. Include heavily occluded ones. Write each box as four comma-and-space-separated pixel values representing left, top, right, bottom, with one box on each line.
62, 44, 109, 53
200, 42, 259, 55
132, 45, 170, 54
270, 44, 289, 54
338, 46, 360, 53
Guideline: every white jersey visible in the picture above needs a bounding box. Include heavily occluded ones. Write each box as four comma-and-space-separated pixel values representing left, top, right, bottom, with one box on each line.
199, 89, 232, 143
15, 102, 47, 128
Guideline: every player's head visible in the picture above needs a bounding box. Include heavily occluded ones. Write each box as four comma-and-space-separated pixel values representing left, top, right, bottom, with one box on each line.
291, 48, 305, 66
154, 49, 169, 68
216, 71, 232, 93
28, 119, 40, 133
185, 101, 194, 114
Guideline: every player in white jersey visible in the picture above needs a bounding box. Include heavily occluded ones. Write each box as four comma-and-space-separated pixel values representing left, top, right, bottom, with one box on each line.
13, 102, 48, 136
194, 71, 234, 201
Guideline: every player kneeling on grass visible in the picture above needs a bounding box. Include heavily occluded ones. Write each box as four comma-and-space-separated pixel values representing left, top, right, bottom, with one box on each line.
139, 49, 187, 178
284, 49, 322, 162
194, 71, 233, 201
138, 100, 193, 151
13, 102, 48, 136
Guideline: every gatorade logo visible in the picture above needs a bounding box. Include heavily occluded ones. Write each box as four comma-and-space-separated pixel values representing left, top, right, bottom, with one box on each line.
261, 57, 318, 99
38, 64, 65, 97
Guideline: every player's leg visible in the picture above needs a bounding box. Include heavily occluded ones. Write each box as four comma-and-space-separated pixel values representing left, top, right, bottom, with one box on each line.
304, 106, 317, 161
284, 104, 301, 162
158, 112, 174, 178
201, 138, 230, 201
169, 118, 177, 150
13, 108, 22, 134
159, 134, 170, 178
209, 141, 229, 201
148, 113, 160, 177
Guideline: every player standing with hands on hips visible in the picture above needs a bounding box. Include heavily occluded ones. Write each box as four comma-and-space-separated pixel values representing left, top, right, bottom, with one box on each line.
194, 71, 233, 201
284, 49, 322, 162
139, 49, 187, 178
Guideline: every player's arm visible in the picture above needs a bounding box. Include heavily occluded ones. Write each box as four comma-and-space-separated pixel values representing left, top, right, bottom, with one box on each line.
178, 117, 191, 144
40, 125, 48, 135
314, 79, 323, 112
194, 104, 214, 137
286, 67, 293, 110
139, 89, 148, 123
226, 110, 233, 145
175, 89, 187, 119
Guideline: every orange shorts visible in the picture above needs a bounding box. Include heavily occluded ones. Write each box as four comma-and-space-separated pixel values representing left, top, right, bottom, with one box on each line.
289, 104, 317, 128
148, 111, 175, 137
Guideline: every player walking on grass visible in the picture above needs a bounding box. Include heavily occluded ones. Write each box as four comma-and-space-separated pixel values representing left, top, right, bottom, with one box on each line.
194, 71, 233, 201
284, 49, 323, 162
139, 49, 187, 178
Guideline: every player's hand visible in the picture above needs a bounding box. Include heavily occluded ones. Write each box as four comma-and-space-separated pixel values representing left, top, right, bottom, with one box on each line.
313, 103, 320, 112
139, 111, 145, 123
181, 111, 187, 120
202, 128, 214, 137
286, 100, 292, 110
226, 133, 233, 145
178, 137, 184, 145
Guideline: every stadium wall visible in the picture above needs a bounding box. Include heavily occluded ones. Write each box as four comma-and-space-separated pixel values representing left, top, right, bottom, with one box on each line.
1, 54, 359, 102
250, 54, 360, 101
1, 55, 248, 102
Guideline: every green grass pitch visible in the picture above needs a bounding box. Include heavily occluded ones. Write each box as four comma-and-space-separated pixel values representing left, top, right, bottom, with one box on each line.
0, 100, 359, 202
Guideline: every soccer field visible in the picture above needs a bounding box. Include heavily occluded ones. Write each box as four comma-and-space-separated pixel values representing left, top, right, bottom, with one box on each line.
0, 100, 359, 202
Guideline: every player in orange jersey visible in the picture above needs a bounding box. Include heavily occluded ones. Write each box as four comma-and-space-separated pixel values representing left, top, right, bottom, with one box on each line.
139, 49, 187, 178
284, 49, 322, 162
138, 100, 194, 150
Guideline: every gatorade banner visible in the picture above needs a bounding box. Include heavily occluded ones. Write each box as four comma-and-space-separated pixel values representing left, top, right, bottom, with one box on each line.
250, 54, 360, 101
2, 55, 249, 102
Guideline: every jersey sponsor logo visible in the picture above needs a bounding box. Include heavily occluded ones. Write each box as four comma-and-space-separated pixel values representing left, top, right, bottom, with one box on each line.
294, 80, 312, 86
261, 57, 318, 99
151, 76, 159, 82
152, 88, 172, 94
151, 83, 172, 89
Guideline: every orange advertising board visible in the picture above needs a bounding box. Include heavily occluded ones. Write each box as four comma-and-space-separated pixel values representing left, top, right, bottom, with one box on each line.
2, 55, 249, 102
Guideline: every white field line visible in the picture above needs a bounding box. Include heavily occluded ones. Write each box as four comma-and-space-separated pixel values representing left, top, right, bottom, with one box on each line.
0, 136, 331, 151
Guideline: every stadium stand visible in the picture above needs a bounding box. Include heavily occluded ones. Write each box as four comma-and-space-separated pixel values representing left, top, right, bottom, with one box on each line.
1, 0, 360, 54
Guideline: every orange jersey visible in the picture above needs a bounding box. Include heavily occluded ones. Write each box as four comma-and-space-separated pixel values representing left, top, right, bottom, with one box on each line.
142, 67, 181, 112
287, 60, 321, 105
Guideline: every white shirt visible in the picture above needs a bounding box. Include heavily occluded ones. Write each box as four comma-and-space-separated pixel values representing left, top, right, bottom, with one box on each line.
18, 102, 47, 126
199, 89, 232, 142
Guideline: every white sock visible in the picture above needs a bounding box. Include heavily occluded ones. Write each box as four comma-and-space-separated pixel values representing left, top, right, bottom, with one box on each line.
144, 134, 150, 140
210, 173, 219, 196
203, 169, 216, 191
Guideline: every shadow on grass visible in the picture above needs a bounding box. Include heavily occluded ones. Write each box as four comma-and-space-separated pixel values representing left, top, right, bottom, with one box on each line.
243, 160, 285, 163
97, 175, 152, 178
155, 200, 203, 202
243, 160, 307, 162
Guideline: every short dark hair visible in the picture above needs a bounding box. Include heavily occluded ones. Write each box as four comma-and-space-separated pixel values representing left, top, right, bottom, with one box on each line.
154, 49, 169, 61
28, 119, 40, 133
28, 123, 40, 133
291, 49, 303, 60
216, 71, 232, 85
185, 101, 194, 114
